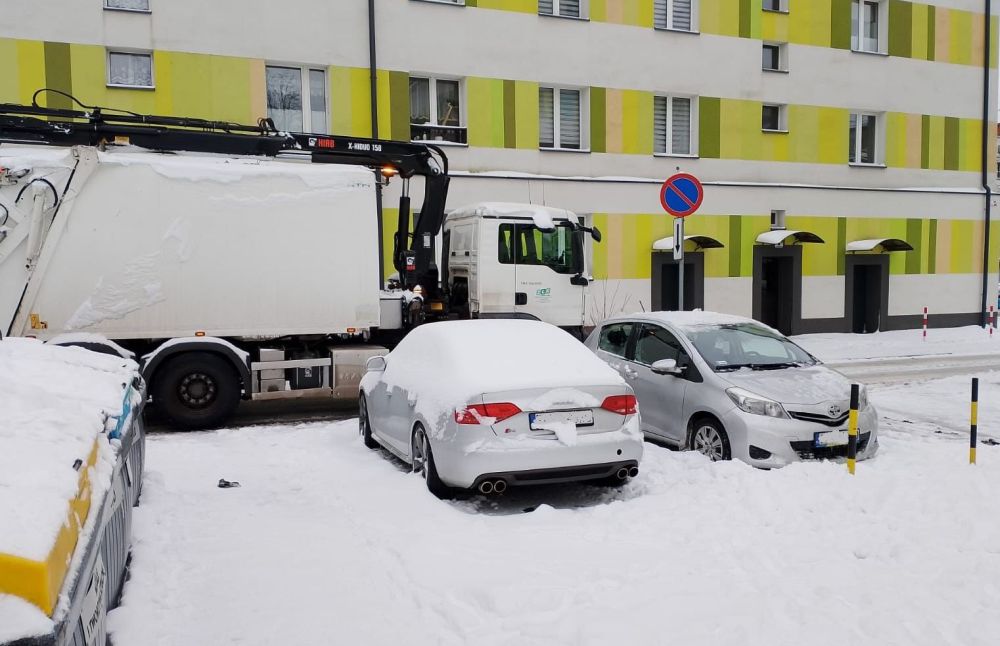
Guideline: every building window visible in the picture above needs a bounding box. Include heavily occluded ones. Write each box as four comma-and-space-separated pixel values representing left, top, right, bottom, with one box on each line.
762, 42, 787, 71
538, 0, 583, 19
849, 112, 881, 165
409, 77, 466, 144
654, 95, 695, 156
761, 104, 786, 132
265, 66, 327, 134
104, 0, 150, 11
540, 87, 586, 151
762, 0, 786, 11
107, 51, 153, 88
654, 0, 695, 32
851, 0, 883, 53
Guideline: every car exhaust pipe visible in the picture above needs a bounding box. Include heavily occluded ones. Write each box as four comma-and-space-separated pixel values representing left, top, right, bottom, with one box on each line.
616, 468, 629, 480
493, 479, 507, 494
627, 466, 639, 478
478, 480, 494, 494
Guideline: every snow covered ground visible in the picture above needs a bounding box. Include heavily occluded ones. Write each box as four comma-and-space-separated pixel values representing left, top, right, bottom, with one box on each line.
794, 325, 1000, 362
108, 373, 1000, 646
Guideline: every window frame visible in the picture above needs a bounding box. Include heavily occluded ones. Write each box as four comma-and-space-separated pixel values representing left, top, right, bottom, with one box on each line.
851, 0, 888, 55
848, 111, 884, 167
653, 0, 700, 34
264, 64, 329, 134
762, 42, 788, 72
761, 103, 788, 133
538, 0, 588, 20
761, 0, 788, 13
410, 0, 465, 6
539, 85, 589, 152
409, 75, 467, 146
105, 49, 155, 89
103, 0, 151, 13
653, 94, 699, 158
597, 322, 636, 359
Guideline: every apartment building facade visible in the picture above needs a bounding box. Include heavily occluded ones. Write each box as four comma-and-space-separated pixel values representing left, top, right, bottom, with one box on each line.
1, 0, 997, 333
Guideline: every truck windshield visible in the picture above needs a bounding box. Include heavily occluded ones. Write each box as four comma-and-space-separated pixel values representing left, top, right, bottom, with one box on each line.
498, 223, 577, 275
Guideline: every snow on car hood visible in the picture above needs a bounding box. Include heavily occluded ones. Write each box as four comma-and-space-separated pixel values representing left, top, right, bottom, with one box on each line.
718, 364, 852, 405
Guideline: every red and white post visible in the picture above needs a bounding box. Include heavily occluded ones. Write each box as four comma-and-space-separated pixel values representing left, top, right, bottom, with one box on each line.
922, 307, 928, 340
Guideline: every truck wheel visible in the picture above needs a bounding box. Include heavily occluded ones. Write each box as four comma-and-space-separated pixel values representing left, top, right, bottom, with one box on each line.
152, 352, 241, 430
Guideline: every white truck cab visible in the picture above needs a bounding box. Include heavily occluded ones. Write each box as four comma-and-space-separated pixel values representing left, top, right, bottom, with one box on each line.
443, 203, 601, 333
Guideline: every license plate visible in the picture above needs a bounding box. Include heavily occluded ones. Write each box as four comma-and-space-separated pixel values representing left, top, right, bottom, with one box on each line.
814, 429, 854, 448
530, 410, 594, 430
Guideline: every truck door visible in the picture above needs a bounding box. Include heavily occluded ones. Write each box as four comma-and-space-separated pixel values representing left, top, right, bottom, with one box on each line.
506, 222, 586, 327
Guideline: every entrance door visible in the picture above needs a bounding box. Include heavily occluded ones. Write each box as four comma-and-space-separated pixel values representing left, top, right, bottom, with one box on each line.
851, 264, 883, 333
759, 256, 794, 334
660, 262, 697, 311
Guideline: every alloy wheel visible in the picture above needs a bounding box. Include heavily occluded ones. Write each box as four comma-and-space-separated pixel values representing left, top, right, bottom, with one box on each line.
693, 425, 726, 461
412, 428, 430, 478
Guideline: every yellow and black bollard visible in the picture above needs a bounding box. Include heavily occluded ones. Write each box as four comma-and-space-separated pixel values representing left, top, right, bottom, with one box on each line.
970, 377, 979, 465
847, 384, 859, 475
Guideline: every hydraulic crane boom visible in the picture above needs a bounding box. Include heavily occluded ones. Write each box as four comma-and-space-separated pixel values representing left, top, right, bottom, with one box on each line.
0, 93, 450, 293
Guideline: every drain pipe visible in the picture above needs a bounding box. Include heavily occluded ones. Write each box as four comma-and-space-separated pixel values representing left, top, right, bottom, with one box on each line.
980, 0, 993, 327
368, 0, 384, 287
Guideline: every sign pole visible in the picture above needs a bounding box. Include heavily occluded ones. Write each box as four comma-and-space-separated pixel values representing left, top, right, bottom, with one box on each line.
660, 173, 704, 313
674, 217, 685, 311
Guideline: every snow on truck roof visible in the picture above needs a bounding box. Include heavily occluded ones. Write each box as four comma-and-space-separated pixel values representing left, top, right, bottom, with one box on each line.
448, 202, 579, 230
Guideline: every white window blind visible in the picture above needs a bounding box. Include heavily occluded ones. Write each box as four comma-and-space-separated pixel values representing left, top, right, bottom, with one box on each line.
539, 87, 555, 148
672, 0, 692, 31
539, 0, 579, 18
540, 87, 582, 150
559, 89, 581, 149
654, 96, 692, 155
108, 52, 153, 87
539, 0, 553, 14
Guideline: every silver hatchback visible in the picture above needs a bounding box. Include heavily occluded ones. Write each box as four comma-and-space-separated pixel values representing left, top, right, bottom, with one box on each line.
584, 312, 879, 468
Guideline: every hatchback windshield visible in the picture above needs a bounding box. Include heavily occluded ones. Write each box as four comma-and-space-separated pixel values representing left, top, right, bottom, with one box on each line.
682, 323, 816, 372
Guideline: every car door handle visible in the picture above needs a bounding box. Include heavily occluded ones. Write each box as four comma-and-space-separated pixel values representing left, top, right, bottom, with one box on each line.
623, 366, 638, 379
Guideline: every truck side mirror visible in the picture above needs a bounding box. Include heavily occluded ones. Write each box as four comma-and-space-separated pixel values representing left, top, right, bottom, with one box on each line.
366, 356, 387, 372
590, 226, 602, 243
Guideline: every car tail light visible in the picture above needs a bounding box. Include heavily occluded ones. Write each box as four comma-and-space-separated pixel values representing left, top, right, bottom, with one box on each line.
601, 394, 637, 415
454, 402, 522, 424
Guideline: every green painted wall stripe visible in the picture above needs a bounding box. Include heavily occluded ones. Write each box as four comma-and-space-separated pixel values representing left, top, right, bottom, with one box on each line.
927, 5, 936, 60
889, 1, 913, 58
699, 97, 721, 159
465, 0, 477, 6
944, 116, 960, 171
928, 218, 937, 273
388, 71, 409, 141
906, 218, 923, 273
921, 115, 931, 168
739, 0, 753, 39
591, 86, 606, 154
831, 0, 853, 50
503, 79, 516, 149
837, 217, 847, 275
728, 215, 742, 278
43, 41, 72, 110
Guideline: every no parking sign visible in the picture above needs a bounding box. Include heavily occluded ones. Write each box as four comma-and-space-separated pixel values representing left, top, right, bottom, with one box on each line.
659, 173, 704, 309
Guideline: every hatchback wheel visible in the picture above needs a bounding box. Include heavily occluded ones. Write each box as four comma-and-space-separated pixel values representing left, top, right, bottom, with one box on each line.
691, 420, 731, 462
411, 424, 451, 499
359, 395, 379, 449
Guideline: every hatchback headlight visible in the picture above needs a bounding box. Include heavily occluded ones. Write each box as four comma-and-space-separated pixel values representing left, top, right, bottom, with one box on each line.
726, 387, 789, 419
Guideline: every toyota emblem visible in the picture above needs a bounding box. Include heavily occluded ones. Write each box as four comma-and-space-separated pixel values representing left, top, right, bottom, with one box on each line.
828, 404, 842, 417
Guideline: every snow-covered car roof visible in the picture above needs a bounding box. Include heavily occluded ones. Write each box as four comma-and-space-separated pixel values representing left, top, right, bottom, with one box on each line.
603, 310, 774, 330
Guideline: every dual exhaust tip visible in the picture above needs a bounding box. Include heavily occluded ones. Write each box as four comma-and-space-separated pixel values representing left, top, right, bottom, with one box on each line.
617, 466, 639, 480
478, 479, 507, 494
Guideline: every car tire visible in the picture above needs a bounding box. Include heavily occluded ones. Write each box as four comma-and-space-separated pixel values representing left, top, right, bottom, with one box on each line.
411, 424, 451, 499
152, 352, 241, 430
359, 395, 380, 449
690, 418, 732, 462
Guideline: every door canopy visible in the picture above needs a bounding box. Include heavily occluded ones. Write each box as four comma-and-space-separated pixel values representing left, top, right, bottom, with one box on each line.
846, 238, 914, 253
652, 235, 725, 252
755, 229, 825, 246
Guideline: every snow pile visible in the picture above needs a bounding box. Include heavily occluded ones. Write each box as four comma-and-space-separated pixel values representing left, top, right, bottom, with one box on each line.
794, 325, 1000, 362
365, 320, 625, 433
108, 386, 1000, 645
0, 595, 53, 643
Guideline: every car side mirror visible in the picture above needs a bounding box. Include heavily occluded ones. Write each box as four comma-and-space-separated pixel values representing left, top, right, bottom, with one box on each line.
651, 358, 683, 376
366, 355, 387, 372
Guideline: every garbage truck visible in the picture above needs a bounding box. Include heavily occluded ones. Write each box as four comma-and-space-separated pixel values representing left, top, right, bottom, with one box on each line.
0, 98, 601, 429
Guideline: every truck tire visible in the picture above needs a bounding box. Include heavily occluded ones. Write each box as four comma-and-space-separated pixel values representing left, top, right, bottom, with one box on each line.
151, 352, 241, 430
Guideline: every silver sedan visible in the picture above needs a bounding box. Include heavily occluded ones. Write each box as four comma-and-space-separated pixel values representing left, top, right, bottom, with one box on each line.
359, 320, 644, 497
585, 312, 878, 468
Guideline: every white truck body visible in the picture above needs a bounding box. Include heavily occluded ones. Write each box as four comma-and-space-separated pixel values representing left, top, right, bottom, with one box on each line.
0, 145, 381, 340
445, 202, 589, 328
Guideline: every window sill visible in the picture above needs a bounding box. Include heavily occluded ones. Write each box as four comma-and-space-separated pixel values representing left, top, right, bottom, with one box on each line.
850, 48, 889, 57
762, 128, 789, 134
409, 0, 465, 6
106, 83, 155, 90
540, 147, 591, 154
848, 162, 887, 169
103, 7, 152, 13
539, 13, 589, 22
762, 8, 789, 14
653, 153, 699, 159
412, 140, 468, 148
653, 26, 700, 35
763, 68, 789, 74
